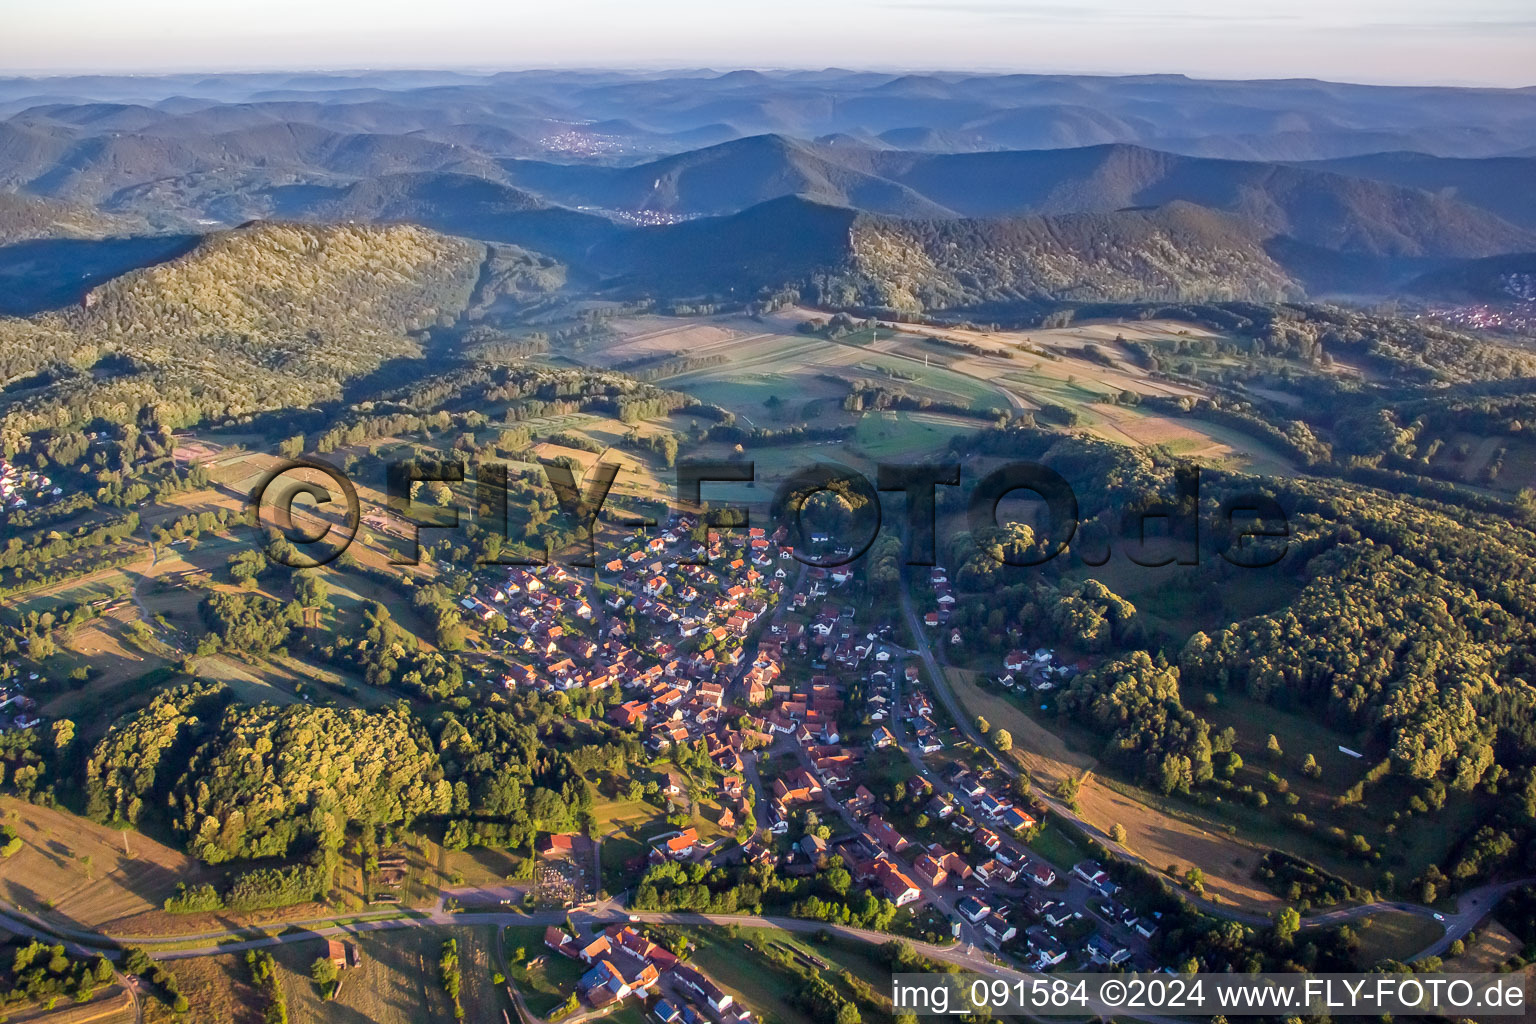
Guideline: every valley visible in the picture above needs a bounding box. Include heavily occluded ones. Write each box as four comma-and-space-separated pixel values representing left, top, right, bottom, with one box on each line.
1, 60, 1536, 1024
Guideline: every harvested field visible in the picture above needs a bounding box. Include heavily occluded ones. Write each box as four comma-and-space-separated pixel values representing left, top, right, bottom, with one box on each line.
15, 990, 136, 1024
144, 953, 262, 1024
1352, 911, 1446, 964
0, 797, 209, 932
275, 927, 510, 1024
1451, 920, 1524, 971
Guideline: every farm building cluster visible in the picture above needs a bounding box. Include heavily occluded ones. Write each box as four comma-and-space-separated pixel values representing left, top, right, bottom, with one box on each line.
0, 456, 62, 513
544, 923, 750, 1024
0, 673, 43, 733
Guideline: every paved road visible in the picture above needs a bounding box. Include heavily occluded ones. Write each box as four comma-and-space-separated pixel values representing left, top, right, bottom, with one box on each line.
0, 884, 1517, 1024
0, 898, 987, 969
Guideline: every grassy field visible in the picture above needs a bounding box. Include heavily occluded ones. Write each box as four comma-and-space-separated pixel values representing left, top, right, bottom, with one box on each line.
264, 926, 512, 1024
273, 930, 445, 1024
1029, 819, 1098, 873
22, 991, 138, 1024
504, 924, 588, 1016
1, 573, 135, 623
441, 845, 525, 888
1167, 684, 1483, 888
1448, 920, 1525, 971
0, 796, 210, 933
851, 410, 981, 460
685, 926, 894, 1024
1351, 912, 1446, 965
144, 953, 261, 1024
685, 929, 820, 1024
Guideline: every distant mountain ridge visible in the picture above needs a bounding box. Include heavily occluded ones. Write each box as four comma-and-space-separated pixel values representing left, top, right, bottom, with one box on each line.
501, 134, 954, 219
0, 67, 1531, 314
1298, 152, 1536, 231
492, 137, 1536, 261
3, 68, 1534, 164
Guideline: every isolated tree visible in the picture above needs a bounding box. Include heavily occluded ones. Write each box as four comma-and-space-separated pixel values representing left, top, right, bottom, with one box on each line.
311, 956, 339, 997
1266, 734, 1284, 761
993, 729, 1013, 752
1273, 906, 1301, 944
294, 572, 330, 609
975, 716, 990, 735
1110, 823, 1127, 844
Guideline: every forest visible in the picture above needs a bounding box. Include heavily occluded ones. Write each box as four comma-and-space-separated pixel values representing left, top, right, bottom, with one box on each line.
936, 417, 1536, 900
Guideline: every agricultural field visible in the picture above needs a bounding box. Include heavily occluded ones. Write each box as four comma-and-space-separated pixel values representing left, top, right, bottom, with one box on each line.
1350, 911, 1446, 965
272, 927, 509, 1024
1085, 402, 1297, 474
18, 991, 137, 1024
0, 796, 209, 932
594, 310, 1299, 488
1427, 432, 1536, 494
144, 953, 262, 1024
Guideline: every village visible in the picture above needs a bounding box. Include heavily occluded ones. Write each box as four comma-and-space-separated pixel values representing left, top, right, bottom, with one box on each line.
441, 511, 1180, 1024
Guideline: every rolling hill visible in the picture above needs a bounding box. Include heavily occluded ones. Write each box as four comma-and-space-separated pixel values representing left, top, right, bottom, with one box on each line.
0, 190, 140, 243
500, 134, 954, 218
1404, 252, 1536, 303
1298, 152, 1536, 232
0, 221, 484, 434
278, 172, 622, 263
590, 196, 1302, 310
856, 144, 1536, 258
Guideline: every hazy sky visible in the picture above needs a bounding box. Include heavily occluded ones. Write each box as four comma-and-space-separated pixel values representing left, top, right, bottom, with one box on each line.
2, 0, 1533, 86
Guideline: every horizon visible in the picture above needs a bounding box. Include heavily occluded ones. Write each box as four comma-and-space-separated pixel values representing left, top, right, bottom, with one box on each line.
2, 0, 1534, 88
1, 63, 1533, 93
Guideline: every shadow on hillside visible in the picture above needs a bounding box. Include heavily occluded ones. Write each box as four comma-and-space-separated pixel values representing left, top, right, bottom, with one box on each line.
0, 235, 201, 317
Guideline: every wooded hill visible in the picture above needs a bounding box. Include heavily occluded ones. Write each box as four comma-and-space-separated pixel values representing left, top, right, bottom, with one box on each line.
0, 222, 483, 438
589, 197, 1302, 310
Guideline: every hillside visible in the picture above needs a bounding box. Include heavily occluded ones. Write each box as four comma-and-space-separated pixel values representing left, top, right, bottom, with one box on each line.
0, 221, 483, 433
1404, 252, 1536, 303
501, 134, 955, 218
588, 195, 861, 295
859, 144, 1536, 258
595, 196, 1301, 310
1299, 152, 1536, 231
0, 190, 138, 243
495, 138, 1535, 261
1, 120, 511, 205
838, 201, 1301, 311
